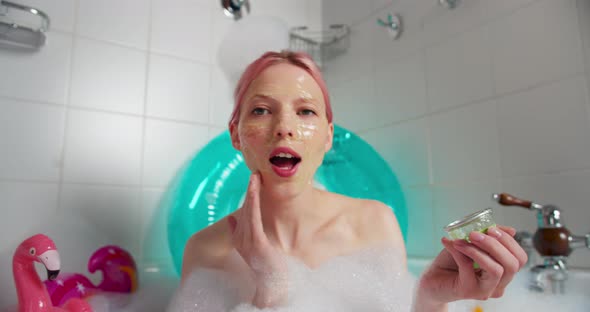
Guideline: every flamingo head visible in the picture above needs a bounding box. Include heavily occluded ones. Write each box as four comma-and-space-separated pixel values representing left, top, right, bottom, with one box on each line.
16, 234, 61, 280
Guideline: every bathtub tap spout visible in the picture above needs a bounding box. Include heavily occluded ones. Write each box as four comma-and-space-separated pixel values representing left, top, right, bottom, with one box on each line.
529, 257, 568, 294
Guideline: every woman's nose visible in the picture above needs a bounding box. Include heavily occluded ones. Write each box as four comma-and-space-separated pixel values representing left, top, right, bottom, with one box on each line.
274, 115, 295, 138
276, 128, 294, 138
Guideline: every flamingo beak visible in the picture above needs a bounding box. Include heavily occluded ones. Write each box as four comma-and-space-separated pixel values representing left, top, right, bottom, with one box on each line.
39, 249, 61, 280
47, 269, 60, 280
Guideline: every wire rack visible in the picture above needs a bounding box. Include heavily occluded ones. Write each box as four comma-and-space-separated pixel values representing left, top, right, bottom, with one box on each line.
289, 24, 350, 69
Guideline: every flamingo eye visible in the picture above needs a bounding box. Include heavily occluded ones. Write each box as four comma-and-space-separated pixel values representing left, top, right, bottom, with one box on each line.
29, 248, 36, 255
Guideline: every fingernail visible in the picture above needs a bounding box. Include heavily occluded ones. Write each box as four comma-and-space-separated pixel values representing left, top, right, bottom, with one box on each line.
470, 231, 485, 242
487, 227, 502, 238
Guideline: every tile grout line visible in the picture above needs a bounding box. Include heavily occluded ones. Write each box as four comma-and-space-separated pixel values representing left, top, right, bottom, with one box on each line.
55, 0, 80, 215
574, 0, 590, 137
138, 0, 155, 264
207, 5, 217, 139
487, 20, 505, 191
0, 100, 219, 129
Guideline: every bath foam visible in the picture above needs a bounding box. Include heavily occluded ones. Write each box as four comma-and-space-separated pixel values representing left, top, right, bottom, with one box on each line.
71, 245, 590, 312
166, 246, 474, 312
86, 273, 178, 312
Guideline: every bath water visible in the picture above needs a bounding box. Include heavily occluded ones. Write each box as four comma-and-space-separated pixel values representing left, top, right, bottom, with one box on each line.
84, 247, 589, 312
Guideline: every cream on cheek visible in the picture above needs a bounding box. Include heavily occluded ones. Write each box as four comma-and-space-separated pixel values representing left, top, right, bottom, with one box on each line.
237, 121, 268, 171
237, 114, 326, 182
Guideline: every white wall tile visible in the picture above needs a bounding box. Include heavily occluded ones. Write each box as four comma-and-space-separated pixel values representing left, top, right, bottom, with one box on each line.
374, 53, 427, 124
322, 19, 373, 85
11, 0, 76, 33
0, 182, 59, 308
322, 0, 375, 26
209, 66, 234, 127
70, 38, 146, 114
77, 0, 150, 49
478, 0, 540, 23
372, 1, 430, 66
432, 179, 502, 240
422, 0, 489, 48
210, 6, 234, 67
63, 109, 142, 185
0, 32, 72, 104
151, 0, 211, 63
404, 186, 438, 258
141, 187, 176, 269
253, 0, 308, 28
329, 75, 375, 132
147, 54, 210, 123
59, 184, 142, 259
501, 172, 590, 269
372, 0, 392, 11
426, 25, 493, 112
429, 100, 501, 184
362, 118, 430, 187
195, 0, 215, 8
0, 99, 64, 181
208, 126, 227, 141
491, 0, 584, 95
305, 0, 323, 31
497, 76, 590, 177
143, 119, 209, 187
579, 0, 590, 68
578, 0, 590, 108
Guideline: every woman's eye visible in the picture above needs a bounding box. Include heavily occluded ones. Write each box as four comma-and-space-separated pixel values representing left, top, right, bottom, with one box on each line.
252, 108, 269, 115
299, 109, 316, 116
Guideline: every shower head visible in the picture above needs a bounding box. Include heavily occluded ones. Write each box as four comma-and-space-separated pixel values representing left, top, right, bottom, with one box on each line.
0, 1, 50, 51
221, 0, 250, 20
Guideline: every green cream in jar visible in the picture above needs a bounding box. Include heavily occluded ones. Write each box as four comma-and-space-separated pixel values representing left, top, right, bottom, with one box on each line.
444, 208, 496, 242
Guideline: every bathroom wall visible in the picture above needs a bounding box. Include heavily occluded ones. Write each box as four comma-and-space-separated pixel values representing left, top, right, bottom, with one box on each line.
322, 0, 590, 268
0, 0, 320, 306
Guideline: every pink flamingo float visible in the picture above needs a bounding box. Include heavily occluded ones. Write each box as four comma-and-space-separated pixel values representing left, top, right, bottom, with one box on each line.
13, 234, 93, 312
13, 234, 138, 312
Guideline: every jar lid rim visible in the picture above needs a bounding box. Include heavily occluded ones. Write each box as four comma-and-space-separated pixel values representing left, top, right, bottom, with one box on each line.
444, 208, 493, 232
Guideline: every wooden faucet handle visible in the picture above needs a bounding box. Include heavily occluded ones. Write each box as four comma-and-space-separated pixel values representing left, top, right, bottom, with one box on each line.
492, 193, 533, 209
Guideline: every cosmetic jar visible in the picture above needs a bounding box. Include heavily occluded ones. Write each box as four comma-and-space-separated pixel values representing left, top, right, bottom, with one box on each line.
444, 208, 496, 242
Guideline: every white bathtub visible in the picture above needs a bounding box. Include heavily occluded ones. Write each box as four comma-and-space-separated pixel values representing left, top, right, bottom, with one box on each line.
407, 257, 590, 311
2, 247, 588, 311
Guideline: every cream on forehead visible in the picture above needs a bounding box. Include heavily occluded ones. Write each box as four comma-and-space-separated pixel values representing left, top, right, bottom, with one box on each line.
242, 64, 324, 105
244, 85, 319, 105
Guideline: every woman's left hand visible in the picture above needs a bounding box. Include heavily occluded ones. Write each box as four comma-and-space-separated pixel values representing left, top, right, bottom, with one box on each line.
415, 225, 528, 311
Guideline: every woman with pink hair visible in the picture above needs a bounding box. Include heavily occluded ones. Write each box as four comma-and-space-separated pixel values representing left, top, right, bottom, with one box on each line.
179, 50, 527, 311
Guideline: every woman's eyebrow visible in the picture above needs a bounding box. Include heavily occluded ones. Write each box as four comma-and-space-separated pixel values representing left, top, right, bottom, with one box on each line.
247, 94, 279, 105
295, 96, 318, 106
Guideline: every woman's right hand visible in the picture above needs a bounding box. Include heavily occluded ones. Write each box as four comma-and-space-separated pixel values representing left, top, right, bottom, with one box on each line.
227, 172, 288, 307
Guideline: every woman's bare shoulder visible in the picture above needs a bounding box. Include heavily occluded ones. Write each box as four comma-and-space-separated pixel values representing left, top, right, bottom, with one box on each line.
327, 192, 406, 252
181, 216, 234, 281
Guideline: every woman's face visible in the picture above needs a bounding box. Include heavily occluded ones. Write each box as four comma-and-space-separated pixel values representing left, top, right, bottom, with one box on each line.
230, 63, 333, 194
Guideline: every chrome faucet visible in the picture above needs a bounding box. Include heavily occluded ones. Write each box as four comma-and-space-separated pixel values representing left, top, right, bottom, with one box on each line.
528, 256, 568, 294
492, 193, 590, 294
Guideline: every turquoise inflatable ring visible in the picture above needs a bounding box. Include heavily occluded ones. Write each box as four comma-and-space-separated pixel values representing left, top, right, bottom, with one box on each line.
167, 124, 407, 275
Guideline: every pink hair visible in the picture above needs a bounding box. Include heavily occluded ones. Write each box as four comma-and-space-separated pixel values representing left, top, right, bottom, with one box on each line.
228, 50, 333, 127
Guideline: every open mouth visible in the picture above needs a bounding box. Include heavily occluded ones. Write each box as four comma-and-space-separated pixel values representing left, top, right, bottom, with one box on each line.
269, 148, 302, 177
269, 153, 302, 170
